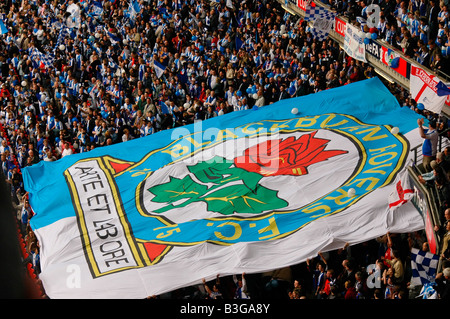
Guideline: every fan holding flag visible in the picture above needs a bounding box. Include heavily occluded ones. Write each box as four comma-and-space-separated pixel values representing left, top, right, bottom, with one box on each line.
304, 5, 337, 41
129, 0, 141, 21
104, 27, 121, 46
153, 59, 166, 79
66, 1, 81, 29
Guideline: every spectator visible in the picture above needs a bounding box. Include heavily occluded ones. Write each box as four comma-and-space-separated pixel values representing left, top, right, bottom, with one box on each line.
382, 266, 396, 298
20, 199, 31, 237
440, 221, 450, 263
233, 273, 250, 299
435, 208, 450, 238
289, 279, 307, 299
418, 117, 439, 172
336, 257, 357, 289
307, 256, 328, 298
428, 0, 440, 40
61, 142, 73, 158
435, 267, 450, 299
318, 269, 336, 299
202, 275, 223, 299
380, 248, 405, 286
343, 280, 357, 299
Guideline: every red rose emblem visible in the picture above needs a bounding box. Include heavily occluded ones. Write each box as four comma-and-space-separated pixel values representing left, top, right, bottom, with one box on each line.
234, 131, 348, 176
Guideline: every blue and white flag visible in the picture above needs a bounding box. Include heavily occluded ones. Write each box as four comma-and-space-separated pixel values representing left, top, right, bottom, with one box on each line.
108, 57, 118, 71
436, 81, 450, 96
0, 19, 8, 35
418, 282, 438, 299
344, 23, 367, 63
56, 26, 70, 49
159, 101, 170, 114
29, 47, 55, 69
356, 17, 367, 31
66, 3, 81, 29
129, 0, 141, 20
176, 67, 188, 84
410, 247, 440, 286
305, 6, 337, 41
153, 60, 166, 78
22, 78, 425, 298
235, 35, 243, 50
91, 1, 103, 17
105, 29, 121, 45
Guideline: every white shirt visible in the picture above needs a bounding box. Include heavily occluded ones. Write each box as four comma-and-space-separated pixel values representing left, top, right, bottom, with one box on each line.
61, 147, 73, 158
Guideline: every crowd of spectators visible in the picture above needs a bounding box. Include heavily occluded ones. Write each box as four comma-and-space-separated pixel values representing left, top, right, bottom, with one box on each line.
181, 231, 449, 300
0, 0, 449, 299
327, 0, 450, 75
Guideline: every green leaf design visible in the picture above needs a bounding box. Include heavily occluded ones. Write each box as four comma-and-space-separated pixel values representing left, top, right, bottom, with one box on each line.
147, 157, 288, 215
188, 156, 263, 191
202, 184, 288, 215
148, 175, 208, 213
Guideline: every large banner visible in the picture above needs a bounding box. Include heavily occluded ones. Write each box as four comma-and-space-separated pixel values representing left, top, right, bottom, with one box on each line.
410, 64, 449, 114
22, 78, 425, 298
343, 23, 367, 63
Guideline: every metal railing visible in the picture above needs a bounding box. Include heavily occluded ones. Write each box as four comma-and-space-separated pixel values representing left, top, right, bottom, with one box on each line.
410, 128, 450, 169
407, 166, 443, 268
437, 70, 450, 83
438, 128, 450, 152
408, 128, 450, 273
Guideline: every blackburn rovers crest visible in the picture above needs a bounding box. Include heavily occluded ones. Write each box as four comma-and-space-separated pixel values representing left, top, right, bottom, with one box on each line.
64, 114, 409, 278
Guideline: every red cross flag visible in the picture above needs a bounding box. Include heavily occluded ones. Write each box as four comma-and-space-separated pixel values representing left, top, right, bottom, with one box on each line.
388, 169, 414, 211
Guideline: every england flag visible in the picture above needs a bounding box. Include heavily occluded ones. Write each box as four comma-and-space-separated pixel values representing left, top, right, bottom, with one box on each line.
388, 168, 414, 211
410, 64, 450, 114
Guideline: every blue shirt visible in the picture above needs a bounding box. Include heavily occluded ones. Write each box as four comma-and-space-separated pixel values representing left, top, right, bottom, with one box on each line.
422, 128, 438, 156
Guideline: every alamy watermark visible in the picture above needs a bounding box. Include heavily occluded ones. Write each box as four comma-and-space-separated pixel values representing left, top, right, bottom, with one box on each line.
66, 264, 81, 289
366, 263, 382, 289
